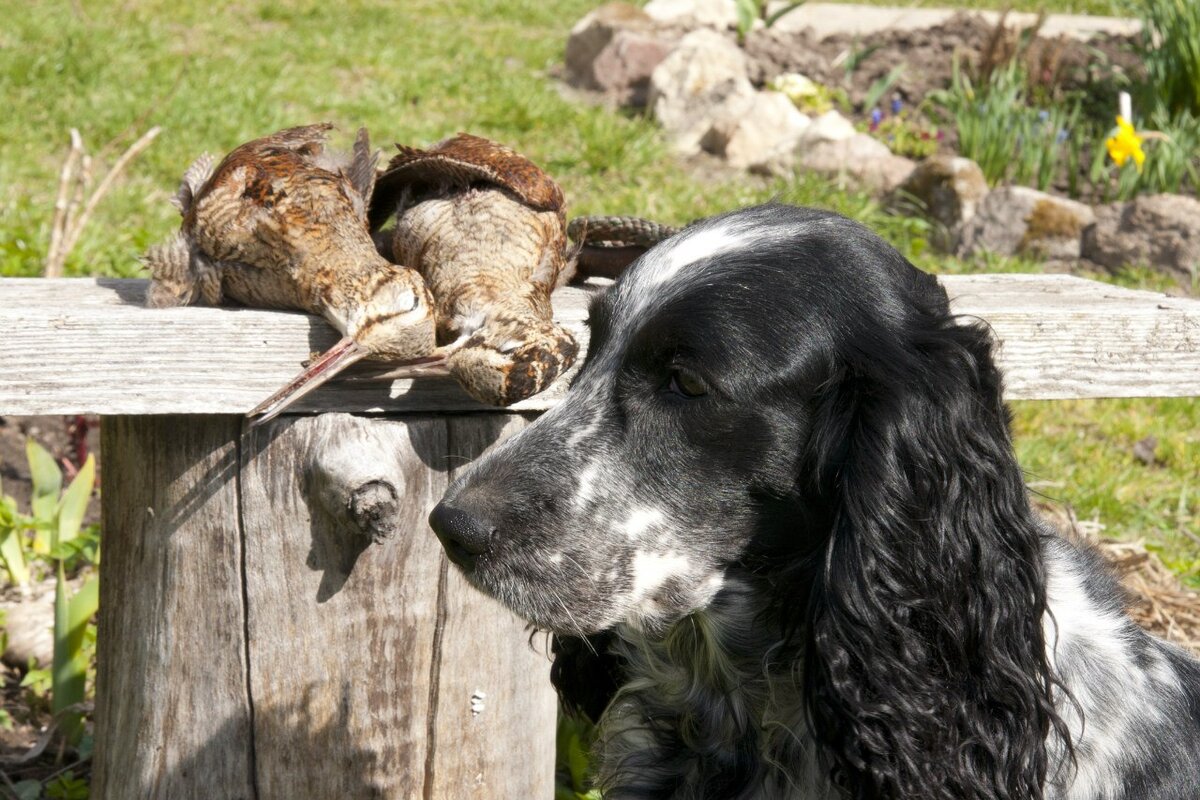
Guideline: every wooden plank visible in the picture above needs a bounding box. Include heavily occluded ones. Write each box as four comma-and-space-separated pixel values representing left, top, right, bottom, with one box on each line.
429, 415, 557, 798
1, 274, 1198, 414
93, 416, 255, 800
947, 274, 1200, 399
0, 277, 593, 416
239, 413, 449, 798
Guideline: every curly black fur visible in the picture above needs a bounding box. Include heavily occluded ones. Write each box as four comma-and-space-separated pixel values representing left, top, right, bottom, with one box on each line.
433, 204, 1200, 800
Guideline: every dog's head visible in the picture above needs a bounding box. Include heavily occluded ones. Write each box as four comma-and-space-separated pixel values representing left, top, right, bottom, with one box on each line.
431, 204, 1069, 799
430, 204, 964, 635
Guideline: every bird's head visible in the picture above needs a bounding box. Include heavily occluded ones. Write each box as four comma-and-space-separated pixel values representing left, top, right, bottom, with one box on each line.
247, 264, 437, 425
448, 317, 578, 406
343, 265, 437, 361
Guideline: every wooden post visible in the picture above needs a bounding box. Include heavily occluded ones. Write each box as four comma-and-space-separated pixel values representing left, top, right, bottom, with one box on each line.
93, 413, 555, 799
94, 416, 255, 799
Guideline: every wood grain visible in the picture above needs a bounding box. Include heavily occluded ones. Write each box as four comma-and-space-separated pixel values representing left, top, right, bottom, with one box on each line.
92, 416, 255, 800
238, 413, 449, 798
1, 274, 1198, 415
428, 415, 558, 798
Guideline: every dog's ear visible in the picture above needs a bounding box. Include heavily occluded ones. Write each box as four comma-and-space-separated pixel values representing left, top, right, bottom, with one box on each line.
799, 309, 1070, 800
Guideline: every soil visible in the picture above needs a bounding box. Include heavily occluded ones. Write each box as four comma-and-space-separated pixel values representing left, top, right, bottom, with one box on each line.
742, 12, 1141, 121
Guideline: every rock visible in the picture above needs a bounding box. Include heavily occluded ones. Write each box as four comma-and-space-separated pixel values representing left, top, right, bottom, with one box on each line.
1132, 435, 1160, 466
1082, 194, 1200, 287
958, 186, 1095, 260
565, 3, 676, 106
796, 133, 916, 192
648, 29, 754, 154
643, 0, 738, 29
798, 109, 857, 145
592, 32, 677, 106
702, 89, 811, 171
890, 156, 989, 251
2, 581, 56, 669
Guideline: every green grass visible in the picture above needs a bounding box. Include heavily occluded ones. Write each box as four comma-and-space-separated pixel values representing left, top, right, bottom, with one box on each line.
2, 0, 1194, 581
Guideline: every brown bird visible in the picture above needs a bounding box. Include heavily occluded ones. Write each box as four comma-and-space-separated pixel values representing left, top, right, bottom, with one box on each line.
143, 124, 438, 422
367, 133, 578, 406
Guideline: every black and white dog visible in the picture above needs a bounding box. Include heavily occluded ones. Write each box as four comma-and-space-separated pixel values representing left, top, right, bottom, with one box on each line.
429, 204, 1200, 799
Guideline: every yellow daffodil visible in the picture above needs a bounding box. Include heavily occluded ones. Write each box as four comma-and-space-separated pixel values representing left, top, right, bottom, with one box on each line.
1106, 116, 1146, 172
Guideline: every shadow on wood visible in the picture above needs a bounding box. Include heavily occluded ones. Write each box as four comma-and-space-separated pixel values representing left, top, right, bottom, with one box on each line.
94, 412, 556, 798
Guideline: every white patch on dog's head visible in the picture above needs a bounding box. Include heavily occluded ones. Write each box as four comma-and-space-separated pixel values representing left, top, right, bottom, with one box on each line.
622, 508, 664, 540
574, 462, 603, 509
639, 224, 753, 287
611, 218, 760, 325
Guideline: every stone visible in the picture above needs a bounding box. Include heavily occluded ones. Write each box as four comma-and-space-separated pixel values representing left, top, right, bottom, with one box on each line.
643, 0, 738, 29
2, 580, 56, 669
565, 3, 676, 106
648, 29, 754, 154
959, 186, 1095, 260
798, 109, 857, 145
796, 133, 916, 192
890, 155, 989, 251
1082, 194, 1200, 287
702, 89, 811, 171
595, 32, 678, 106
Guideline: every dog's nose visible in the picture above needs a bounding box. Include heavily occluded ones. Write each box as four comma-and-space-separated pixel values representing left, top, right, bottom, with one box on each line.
428, 502, 493, 570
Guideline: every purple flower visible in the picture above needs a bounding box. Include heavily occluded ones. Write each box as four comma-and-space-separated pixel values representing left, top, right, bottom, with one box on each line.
870, 107, 883, 131
1056, 128, 1069, 143
890, 96, 902, 115
1038, 109, 1050, 123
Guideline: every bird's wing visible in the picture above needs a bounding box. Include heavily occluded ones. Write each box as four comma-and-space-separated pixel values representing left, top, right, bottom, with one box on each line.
368, 132, 564, 230
344, 127, 379, 214
172, 153, 215, 216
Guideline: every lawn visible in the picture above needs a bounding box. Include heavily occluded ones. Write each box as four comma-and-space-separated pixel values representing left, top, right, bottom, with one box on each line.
1, 0, 1196, 586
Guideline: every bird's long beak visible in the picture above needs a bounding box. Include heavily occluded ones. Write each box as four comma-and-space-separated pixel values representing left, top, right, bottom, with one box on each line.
247, 336, 369, 427
341, 352, 452, 382
247, 337, 455, 427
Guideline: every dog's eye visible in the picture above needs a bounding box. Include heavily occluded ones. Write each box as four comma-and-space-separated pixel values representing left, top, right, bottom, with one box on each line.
667, 367, 707, 398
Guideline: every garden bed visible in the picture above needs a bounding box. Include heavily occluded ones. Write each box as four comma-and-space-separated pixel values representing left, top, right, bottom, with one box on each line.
565, 1, 1200, 291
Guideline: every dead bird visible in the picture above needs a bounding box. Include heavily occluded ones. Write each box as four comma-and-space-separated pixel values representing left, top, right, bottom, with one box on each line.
143, 124, 438, 423
367, 133, 578, 406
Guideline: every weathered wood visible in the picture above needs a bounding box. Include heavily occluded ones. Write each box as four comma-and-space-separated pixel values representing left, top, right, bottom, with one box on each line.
93, 416, 254, 800
429, 415, 558, 798
234, 413, 556, 798
239, 414, 448, 798
2, 274, 1198, 414
948, 274, 1200, 400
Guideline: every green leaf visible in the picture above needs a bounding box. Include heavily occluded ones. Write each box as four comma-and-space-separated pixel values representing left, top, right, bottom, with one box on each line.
26, 439, 62, 519
20, 667, 51, 693
46, 770, 90, 800
0, 529, 30, 587
57, 454, 95, 548
862, 63, 905, 113
764, 0, 807, 29
567, 731, 590, 790
12, 779, 41, 800
54, 568, 96, 744
734, 0, 757, 39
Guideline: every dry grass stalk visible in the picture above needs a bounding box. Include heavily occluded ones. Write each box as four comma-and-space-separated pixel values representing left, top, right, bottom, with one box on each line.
1038, 501, 1200, 657
44, 126, 161, 278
